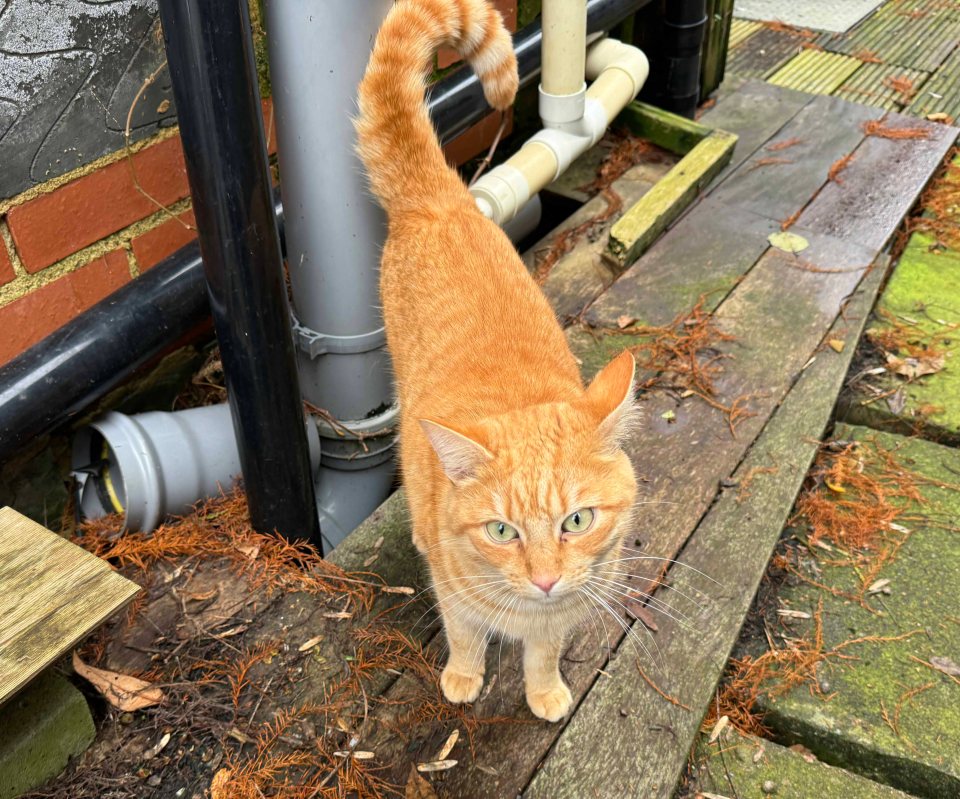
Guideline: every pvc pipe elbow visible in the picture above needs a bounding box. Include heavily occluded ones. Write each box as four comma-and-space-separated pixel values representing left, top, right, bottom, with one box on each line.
585, 38, 649, 101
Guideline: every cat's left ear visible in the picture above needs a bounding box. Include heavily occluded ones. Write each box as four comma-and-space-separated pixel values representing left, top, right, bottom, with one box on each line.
584, 350, 639, 447
419, 419, 493, 485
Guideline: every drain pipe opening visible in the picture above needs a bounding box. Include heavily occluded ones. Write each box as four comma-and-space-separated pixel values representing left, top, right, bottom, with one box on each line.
72, 404, 321, 534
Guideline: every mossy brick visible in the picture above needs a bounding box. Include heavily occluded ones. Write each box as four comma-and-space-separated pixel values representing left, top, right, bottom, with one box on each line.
0, 671, 95, 799
758, 424, 960, 798
844, 232, 960, 441
694, 728, 914, 799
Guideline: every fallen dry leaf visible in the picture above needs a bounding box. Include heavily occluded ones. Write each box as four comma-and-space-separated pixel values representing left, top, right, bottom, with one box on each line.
406, 766, 439, 799
299, 635, 324, 652
768, 231, 809, 254
72, 652, 164, 711
866, 578, 891, 595
236, 544, 259, 560
382, 586, 415, 595
334, 750, 375, 760
828, 339, 845, 353
777, 609, 812, 619
887, 387, 907, 415
416, 759, 457, 773
626, 600, 659, 632
930, 656, 960, 678
789, 743, 817, 763
363, 554, 379, 567
143, 732, 171, 760
926, 112, 953, 123
753, 745, 765, 763
434, 729, 460, 761
708, 715, 729, 744
886, 353, 945, 379
323, 611, 353, 620
825, 480, 846, 494
617, 315, 636, 329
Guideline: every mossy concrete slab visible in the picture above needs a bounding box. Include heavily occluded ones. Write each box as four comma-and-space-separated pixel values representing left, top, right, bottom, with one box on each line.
842, 232, 960, 442
0, 670, 95, 799
759, 425, 960, 798
694, 728, 915, 798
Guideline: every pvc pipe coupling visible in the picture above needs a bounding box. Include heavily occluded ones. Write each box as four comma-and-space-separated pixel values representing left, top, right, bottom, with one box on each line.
72, 403, 321, 533
471, 37, 648, 225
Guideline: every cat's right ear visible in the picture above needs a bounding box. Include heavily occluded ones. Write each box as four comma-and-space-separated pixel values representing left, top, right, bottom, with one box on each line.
584, 350, 639, 448
419, 419, 493, 484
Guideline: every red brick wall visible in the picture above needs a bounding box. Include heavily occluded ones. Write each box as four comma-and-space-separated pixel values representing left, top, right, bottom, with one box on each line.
0, 1, 518, 368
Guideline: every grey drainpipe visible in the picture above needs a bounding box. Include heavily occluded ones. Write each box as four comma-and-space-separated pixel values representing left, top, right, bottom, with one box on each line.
263, 0, 398, 548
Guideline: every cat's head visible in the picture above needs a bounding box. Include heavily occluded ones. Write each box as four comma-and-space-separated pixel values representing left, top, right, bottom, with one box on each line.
420, 351, 639, 604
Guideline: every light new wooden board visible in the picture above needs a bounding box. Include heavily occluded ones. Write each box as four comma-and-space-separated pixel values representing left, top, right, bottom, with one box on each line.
0, 507, 140, 703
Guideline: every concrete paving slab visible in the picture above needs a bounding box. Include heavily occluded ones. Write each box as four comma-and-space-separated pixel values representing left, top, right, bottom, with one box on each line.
759, 425, 960, 799
694, 728, 917, 798
734, 0, 884, 33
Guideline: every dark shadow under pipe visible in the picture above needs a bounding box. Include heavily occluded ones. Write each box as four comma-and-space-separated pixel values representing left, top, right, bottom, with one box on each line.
156, 0, 321, 544
0, 0, 650, 466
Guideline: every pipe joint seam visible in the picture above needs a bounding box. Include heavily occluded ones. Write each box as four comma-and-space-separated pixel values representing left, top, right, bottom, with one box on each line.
538, 83, 587, 126
585, 38, 649, 97
291, 313, 387, 357
528, 127, 591, 178
312, 402, 399, 469
470, 163, 532, 224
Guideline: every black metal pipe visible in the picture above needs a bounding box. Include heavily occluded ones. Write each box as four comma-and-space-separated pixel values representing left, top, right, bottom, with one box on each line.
641, 0, 707, 118
0, 247, 209, 461
156, 0, 321, 544
0, 0, 647, 466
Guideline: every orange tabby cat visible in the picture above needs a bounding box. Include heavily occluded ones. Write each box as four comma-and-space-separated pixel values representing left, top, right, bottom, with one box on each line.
356, 0, 639, 721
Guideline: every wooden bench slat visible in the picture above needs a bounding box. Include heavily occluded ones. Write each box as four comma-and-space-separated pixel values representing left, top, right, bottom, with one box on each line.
0, 508, 140, 704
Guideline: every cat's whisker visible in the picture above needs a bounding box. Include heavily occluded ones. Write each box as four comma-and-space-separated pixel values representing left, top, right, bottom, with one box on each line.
596, 568, 707, 608
588, 575, 698, 627
587, 581, 665, 669
410, 578, 511, 634
581, 585, 658, 671
574, 589, 609, 658
466, 586, 514, 672
592, 555, 722, 586
588, 579, 701, 640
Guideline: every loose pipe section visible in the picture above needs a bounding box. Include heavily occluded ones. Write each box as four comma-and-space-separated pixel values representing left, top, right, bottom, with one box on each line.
471, 37, 649, 225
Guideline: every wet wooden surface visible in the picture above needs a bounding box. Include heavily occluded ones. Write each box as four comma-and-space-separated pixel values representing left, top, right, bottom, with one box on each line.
261, 81, 956, 798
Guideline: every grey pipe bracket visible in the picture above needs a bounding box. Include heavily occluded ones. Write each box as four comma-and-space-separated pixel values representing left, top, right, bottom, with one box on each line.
291, 313, 387, 357
311, 402, 399, 470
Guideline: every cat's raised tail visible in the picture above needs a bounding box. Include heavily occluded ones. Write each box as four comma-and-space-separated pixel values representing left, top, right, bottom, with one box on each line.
356, 0, 518, 211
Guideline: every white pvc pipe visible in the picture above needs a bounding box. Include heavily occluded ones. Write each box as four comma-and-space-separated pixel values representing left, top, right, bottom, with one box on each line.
540, 0, 588, 125
472, 37, 649, 225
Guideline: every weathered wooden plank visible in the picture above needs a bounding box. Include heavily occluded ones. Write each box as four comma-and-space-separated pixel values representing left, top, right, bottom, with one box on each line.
0, 507, 140, 703
616, 102, 712, 155
698, 79, 815, 181
709, 92, 883, 225
584, 197, 778, 328
607, 130, 737, 267
526, 158, 674, 320
725, 26, 806, 80
379, 227, 878, 799
525, 260, 887, 799
796, 113, 958, 250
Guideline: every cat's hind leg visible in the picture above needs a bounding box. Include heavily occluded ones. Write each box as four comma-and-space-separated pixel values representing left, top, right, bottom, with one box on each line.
439, 608, 487, 704
523, 635, 573, 722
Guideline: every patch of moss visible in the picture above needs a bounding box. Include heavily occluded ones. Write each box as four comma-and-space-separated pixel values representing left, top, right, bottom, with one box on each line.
844, 232, 960, 441
693, 728, 913, 798
757, 424, 960, 798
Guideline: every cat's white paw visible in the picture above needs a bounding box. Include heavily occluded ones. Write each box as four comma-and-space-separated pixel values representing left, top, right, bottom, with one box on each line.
526, 681, 573, 722
441, 667, 484, 704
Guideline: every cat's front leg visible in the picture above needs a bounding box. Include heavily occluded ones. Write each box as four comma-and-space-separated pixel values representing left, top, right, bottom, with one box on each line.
439, 609, 486, 704
523, 635, 572, 722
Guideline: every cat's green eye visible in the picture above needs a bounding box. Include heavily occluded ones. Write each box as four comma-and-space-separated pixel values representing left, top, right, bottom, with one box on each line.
485, 520, 519, 543
561, 508, 595, 534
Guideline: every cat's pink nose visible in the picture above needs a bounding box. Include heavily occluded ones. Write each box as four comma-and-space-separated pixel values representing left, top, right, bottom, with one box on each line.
532, 574, 559, 594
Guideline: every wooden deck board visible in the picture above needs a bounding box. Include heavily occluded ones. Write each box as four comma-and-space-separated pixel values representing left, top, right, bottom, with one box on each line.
698, 79, 815, 182
526, 260, 887, 799
0, 507, 140, 703
796, 112, 958, 249
709, 93, 883, 225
